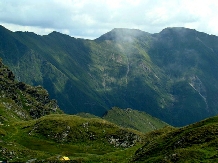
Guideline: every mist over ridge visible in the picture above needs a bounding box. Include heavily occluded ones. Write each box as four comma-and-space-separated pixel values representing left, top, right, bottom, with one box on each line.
1, 25, 218, 126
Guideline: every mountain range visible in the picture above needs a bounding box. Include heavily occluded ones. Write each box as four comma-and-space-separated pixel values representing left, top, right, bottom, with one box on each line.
1, 58, 218, 162
1, 25, 218, 126
0, 59, 162, 161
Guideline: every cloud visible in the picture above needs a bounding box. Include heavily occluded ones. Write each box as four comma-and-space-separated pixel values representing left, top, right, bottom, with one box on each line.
0, 0, 218, 39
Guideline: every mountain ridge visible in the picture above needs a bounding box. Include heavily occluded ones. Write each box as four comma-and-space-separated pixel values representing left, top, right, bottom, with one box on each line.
1, 39, 218, 162
132, 114, 218, 162
102, 107, 168, 133
0, 59, 146, 161
76, 107, 169, 133
1, 25, 218, 126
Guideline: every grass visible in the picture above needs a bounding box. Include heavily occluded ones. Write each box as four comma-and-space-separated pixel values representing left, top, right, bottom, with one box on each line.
0, 113, 145, 162
132, 115, 218, 162
1, 96, 218, 162
103, 107, 169, 133
1, 57, 147, 162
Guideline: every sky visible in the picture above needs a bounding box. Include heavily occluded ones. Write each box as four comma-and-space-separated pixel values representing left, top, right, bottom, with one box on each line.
0, 0, 218, 39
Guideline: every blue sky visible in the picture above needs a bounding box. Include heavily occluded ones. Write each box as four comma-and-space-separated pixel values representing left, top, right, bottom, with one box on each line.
0, 0, 218, 39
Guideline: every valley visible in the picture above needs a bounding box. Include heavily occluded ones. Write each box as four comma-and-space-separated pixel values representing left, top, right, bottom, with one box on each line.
1, 26, 218, 126
0, 25, 218, 162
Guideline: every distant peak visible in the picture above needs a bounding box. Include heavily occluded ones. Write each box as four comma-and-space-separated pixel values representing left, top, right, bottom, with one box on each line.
48, 31, 62, 35
159, 27, 197, 35
96, 28, 150, 42
47, 31, 76, 39
111, 28, 143, 33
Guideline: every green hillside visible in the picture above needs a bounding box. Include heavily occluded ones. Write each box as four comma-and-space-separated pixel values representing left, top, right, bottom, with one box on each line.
76, 107, 168, 133
76, 112, 100, 119
0, 60, 145, 162
132, 115, 218, 162
103, 107, 168, 133
1, 25, 218, 126
1, 59, 218, 162
0, 114, 144, 162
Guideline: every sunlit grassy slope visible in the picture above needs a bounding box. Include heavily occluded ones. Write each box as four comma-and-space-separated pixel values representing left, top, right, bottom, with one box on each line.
103, 107, 168, 133
0, 113, 145, 162
132, 115, 218, 162
77, 107, 169, 133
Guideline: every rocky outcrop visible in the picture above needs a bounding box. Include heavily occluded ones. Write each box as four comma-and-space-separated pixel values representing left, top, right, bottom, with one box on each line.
107, 130, 141, 148
25, 115, 142, 149
0, 58, 62, 119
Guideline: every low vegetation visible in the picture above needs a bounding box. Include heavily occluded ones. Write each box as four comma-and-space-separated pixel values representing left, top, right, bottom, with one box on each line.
1, 51, 218, 162
132, 116, 218, 162
77, 107, 169, 133
0, 58, 145, 162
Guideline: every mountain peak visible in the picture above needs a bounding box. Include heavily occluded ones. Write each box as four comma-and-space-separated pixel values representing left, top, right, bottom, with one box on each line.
96, 28, 150, 42
161, 27, 196, 32
49, 31, 61, 35
48, 31, 65, 37
47, 31, 78, 40
158, 27, 198, 37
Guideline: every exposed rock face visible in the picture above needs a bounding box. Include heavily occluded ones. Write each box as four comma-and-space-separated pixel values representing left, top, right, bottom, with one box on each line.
0, 147, 16, 159
107, 130, 141, 148
0, 58, 62, 119
189, 75, 208, 109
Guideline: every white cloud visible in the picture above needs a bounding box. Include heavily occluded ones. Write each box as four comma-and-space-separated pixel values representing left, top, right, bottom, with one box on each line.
0, 0, 218, 39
